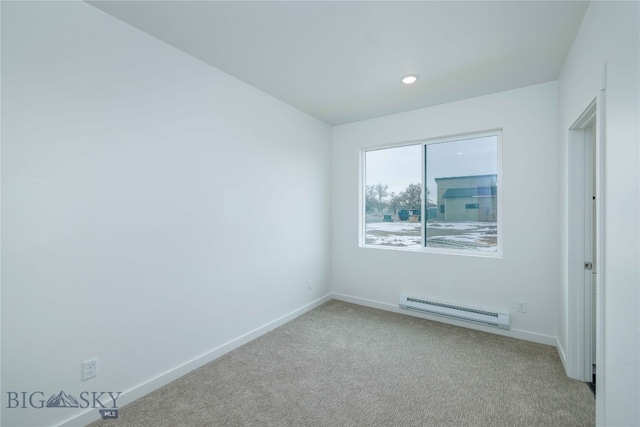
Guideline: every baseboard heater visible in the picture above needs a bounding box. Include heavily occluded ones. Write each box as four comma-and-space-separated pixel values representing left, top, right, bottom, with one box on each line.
399, 294, 510, 330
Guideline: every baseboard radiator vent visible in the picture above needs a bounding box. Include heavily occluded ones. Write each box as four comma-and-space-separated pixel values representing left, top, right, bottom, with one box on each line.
399, 294, 510, 330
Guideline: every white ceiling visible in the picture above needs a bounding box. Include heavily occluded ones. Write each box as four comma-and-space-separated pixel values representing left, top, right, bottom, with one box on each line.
88, 1, 589, 126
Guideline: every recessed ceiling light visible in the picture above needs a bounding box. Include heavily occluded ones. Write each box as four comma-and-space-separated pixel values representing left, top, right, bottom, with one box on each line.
401, 74, 419, 85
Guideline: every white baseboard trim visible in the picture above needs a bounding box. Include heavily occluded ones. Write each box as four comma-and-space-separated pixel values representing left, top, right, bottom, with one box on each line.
333, 293, 557, 347
59, 292, 557, 426
58, 294, 333, 427
556, 336, 568, 373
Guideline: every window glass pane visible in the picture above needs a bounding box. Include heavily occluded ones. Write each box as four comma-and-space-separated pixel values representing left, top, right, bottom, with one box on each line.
364, 145, 421, 248
425, 136, 498, 252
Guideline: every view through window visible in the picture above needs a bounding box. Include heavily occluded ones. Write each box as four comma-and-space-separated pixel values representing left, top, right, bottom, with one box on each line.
364, 132, 500, 254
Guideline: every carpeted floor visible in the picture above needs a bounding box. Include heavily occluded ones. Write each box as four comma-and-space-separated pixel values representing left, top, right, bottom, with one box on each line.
90, 300, 595, 426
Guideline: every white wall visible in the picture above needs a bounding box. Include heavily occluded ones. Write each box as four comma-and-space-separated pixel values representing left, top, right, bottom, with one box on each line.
557, 2, 639, 425
4, 2, 638, 426
332, 82, 559, 345
1, 2, 331, 426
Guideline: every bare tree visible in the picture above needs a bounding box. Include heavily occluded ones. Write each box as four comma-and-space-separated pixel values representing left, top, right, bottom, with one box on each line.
388, 192, 401, 214
365, 185, 376, 213
374, 183, 389, 214
398, 183, 423, 210
396, 184, 430, 210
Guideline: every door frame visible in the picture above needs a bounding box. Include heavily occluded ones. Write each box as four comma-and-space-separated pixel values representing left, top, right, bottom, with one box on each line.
566, 86, 606, 420
568, 99, 596, 381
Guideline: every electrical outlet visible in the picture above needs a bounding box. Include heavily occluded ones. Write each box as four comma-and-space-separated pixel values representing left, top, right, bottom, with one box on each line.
516, 301, 527, 313
307, 280, 312, 290
82, 358, 98, 381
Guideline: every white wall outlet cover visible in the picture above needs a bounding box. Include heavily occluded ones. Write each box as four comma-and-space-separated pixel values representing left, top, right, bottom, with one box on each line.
82, 358, 98, 381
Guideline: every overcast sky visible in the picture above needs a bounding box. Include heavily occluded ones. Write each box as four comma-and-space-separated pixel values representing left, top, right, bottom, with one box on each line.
365, 135, 498, 202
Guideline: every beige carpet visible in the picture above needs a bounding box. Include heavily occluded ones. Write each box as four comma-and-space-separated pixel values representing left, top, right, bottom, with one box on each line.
90, 300, 594, 426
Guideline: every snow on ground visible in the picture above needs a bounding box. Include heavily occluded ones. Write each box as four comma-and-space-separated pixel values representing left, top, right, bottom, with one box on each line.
365, 222, 422, 248
366, 235, 422, 248
427, 233, 496, 252
365, 221, 497, 251
425, 222, 494, 231
365, 222, 421, 232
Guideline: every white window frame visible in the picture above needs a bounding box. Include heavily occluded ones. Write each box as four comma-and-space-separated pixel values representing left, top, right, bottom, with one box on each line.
360, 129, 503, 258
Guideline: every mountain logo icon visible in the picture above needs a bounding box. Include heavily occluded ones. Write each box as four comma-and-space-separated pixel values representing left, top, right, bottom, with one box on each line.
45, 391, 80, 408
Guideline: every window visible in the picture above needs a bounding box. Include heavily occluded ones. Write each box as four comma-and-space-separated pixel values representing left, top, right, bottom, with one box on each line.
362, 131, 501, 255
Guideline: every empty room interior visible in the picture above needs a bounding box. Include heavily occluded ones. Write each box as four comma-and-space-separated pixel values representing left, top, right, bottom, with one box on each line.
1, 1, 639, 426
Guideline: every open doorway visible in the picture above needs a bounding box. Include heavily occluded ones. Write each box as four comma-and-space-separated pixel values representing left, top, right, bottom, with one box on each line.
567, 99, 601, 393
